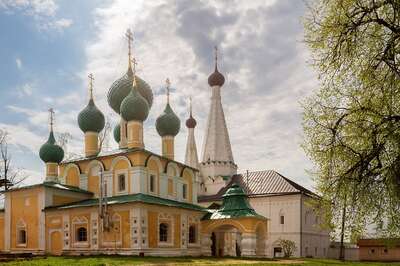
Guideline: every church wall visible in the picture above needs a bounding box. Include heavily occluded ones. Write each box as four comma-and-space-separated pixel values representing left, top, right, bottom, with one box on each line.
9, 187, 43, 251
64, 165, 80, 187
300, 195, 330, 258
42, 202, 203, 255
249, 194, 302, 257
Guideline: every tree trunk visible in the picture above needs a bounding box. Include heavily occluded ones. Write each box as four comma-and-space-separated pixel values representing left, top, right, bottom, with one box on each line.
339, 204, 346, 260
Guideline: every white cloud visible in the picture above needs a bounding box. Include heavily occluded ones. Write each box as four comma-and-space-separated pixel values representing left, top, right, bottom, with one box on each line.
15, 57, 22, 69
15, 83, 33, 97
0, 0, 72, 31
82, 0, 318, 189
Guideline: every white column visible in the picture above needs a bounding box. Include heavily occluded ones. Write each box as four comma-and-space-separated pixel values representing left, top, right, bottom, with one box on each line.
130, 166, 146, 194
201, 233, 212, 256
79, 174, 88, 190
241, 233, 257, 257
4, 193, 11, 251
91, 212, 99, 249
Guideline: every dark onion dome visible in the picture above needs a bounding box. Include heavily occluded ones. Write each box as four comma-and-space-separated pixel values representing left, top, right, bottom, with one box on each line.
156, 103, 181, 137
113, 124, 120, 143
208, 67, 225, 87
39, 131, 64, 163
120, 82, 149, 122
186, 114, 197, 128
78, 99, 105, 133
107, 67, 153, 114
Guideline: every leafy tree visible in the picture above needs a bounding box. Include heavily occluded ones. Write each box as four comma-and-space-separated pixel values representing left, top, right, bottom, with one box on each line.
278, 239, 297, 258
303, 0, 400, 260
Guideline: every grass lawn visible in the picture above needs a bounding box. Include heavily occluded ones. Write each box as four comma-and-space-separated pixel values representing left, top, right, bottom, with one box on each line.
2, 256, 400, 266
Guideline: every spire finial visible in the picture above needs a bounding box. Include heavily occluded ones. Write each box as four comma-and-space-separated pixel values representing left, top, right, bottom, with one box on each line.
48, 108, 55, 132
131, 57, 138, 87
166, 78, 170, 103
125, 29, 133, 68
189, 96, 193, 116
88, 73, 94, 99
214, 45, 218, 71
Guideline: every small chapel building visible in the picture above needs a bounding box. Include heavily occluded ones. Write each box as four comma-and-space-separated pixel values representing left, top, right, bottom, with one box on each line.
0, 30, 329, 257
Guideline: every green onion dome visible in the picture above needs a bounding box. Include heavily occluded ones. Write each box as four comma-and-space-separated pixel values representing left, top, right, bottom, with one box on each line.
156, 103, 181, 137
113, 124, 120, 143
39, 131, 64, 163
120, 83, 149, 122
107, 67, 153, 114
78, 99, 105, 133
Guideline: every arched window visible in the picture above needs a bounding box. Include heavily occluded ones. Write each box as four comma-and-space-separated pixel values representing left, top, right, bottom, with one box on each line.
77, 227, 87, 242
189, 225, 196, 243
159, 223, 168, 242
18, 229, 26, 245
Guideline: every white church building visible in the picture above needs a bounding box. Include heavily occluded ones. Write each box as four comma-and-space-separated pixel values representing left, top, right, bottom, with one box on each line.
185, 48, 330, 258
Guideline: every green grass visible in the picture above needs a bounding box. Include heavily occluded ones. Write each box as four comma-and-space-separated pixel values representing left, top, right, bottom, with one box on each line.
1, 256, 400, 266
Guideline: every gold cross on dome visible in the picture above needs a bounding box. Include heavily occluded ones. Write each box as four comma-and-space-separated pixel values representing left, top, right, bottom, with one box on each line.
88, 73, 94, 99
125, 29, 133, 60
48, 108, 55, 131
166, 78, 170, 103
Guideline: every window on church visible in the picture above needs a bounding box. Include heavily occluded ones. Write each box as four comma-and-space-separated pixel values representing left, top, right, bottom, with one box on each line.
182, 184, 187, 199
77, 227, 87, 242
18, 229, 26, 245
168, 179, 173, 196
118, 174, 126, 192
150, 174, 155, 193
159, 223, 168, 242
189, 225, 196, 243
280, 215, 285, 225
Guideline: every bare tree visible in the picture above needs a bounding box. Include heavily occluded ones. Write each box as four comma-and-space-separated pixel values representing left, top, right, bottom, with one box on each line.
98, 116, 112, 153
0, 129, 28, 193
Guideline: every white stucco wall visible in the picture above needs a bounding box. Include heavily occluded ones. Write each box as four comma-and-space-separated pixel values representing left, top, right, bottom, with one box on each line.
249, 194, 330, 258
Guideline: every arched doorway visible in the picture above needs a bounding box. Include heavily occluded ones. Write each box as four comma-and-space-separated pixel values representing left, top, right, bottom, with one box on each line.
50, 231, 62, 255
210, 224, 242, 257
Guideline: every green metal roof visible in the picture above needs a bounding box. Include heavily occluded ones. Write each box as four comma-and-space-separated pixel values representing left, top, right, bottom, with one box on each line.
4, 181, 93, 195
156, 103, 181, 137
107, 67, 153, 114
202, 183, 265, 220
46, 193, 206, 212
120, 86, 149, 122
39, 131, 64, 163
78, 99, 105, 133
113, 124, 121, 143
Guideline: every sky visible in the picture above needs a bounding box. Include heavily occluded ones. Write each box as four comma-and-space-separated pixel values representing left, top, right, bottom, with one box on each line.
0, 0, 319, 190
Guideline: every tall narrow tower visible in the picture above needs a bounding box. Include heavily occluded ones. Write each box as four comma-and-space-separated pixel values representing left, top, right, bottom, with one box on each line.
200, 46, 237, 195
185, 97, 199, 169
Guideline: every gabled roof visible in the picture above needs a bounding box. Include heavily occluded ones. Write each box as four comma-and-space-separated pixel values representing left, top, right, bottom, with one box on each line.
45, 193, 206, 212
199, 170, 316, 202
3, 181, 93, 195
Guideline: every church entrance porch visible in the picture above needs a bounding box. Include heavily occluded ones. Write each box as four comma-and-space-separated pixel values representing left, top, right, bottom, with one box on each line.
201, 184, 268, 257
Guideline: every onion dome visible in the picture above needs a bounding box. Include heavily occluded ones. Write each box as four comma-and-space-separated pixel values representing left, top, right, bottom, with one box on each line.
186, 97, 196, 128
39, 110, 64, 164
78, 99, 105, 133
208, 68, 225, 87
208, 46, 225, 87
113, 124, 120, 143
156, 103, 181, 137
120, 78, 149, 122
107, 66, 153, 114
186, 115, 197, 128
